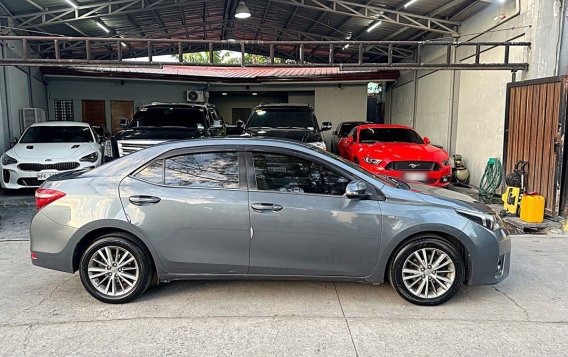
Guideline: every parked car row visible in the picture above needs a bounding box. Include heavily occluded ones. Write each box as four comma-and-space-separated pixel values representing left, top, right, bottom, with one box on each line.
0, 101, 453, 191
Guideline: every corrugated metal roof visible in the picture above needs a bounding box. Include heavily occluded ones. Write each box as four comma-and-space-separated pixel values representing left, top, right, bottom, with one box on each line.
42, 65, 399, 82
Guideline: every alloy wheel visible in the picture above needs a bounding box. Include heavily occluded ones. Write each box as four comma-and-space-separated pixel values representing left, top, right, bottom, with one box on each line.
401, 247, 456, 299
87, 245, 139, 297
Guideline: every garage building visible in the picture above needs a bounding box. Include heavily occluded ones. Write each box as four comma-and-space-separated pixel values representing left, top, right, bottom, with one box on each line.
0, 0, 567, 213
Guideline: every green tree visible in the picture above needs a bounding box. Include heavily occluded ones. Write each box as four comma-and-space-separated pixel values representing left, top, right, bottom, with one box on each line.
175, 51, 231, 64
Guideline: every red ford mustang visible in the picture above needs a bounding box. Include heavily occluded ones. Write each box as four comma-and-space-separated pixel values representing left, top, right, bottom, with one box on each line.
338, 124, 452, 187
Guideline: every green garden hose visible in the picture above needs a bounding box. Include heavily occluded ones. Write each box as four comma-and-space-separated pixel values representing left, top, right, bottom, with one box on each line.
479, 158, 502, 203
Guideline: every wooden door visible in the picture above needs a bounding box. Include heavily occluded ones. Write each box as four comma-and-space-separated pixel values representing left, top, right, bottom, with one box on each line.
82, 100, 106, 127
111, 101, 134, 134
504, 77, 566, 215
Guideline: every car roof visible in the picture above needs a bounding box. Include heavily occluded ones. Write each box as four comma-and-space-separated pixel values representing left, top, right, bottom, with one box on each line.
29, 121, 91, 127
340, 121, 368, 125
255, 103, 312, 109
141, 102, 213, 108
356, 124, 414, 130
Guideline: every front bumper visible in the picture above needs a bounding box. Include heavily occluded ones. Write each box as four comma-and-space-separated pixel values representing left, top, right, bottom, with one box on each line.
1, 160, 100, 190
361, 162, 452, 187
464, 221, 511, 285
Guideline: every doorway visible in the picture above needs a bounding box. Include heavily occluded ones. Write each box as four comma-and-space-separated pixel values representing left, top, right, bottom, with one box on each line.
111, 101, 134, 134
81, 100, 106, 127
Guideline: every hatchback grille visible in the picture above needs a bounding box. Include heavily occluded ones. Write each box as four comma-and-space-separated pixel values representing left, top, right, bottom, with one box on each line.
18, 162, 80, 172
385, 161, 439, 171
118, 142, 155, 156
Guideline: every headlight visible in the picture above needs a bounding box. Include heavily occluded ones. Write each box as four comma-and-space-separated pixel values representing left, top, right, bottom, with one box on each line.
363, 157, 382, 165
1, 153, 17, 165
442, 159, 451, 166
456, 208, 500, 231
80, 152, 99, 163
310, 141, 327, 150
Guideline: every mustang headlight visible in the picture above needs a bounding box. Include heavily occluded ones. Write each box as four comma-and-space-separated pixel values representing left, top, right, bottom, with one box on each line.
363, 157, 382, 165
456, 208, 500, 231
309, 141, 327, 150
80, 152, 99, 163
1, 153, 17, 165
442, 159, 451, 166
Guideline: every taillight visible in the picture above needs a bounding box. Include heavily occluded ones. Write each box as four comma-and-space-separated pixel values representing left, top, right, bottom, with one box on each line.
35, 188, 66, 210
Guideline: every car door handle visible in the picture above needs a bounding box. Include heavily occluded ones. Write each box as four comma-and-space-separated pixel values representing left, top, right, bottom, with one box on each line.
251, 203, 283, 212
129, 195, 161, 205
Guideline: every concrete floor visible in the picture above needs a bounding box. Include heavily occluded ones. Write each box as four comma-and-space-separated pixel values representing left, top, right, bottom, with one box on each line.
0, 235, 567, 356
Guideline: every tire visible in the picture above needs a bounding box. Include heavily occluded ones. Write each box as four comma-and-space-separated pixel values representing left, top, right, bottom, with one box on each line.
79, 233, 153, 304
389, 237, 465, 306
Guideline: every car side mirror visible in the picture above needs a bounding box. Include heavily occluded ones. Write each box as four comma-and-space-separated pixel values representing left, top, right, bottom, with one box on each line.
212, 120, 223, 129
236, 120, 245, 129
9, 137, 17, 147
321, 122, 333, 131
119, 118, 128, 129
345, 180, 370, 199
423, 137, 431, 145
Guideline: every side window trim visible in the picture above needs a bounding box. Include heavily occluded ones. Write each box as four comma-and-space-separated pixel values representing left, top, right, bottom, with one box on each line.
130, 145, 247, 190
245, 148, 352, 197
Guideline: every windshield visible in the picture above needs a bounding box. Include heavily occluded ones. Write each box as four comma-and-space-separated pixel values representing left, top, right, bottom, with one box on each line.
340, 122, 366, 136
20, 126, 94, 143
359, 127, 424, 144
308, 147, 399, 188
129, 107, 207, 129
247, 108, 316, 129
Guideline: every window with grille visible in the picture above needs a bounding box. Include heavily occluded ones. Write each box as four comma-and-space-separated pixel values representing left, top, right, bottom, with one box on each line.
54, 100, 74, 121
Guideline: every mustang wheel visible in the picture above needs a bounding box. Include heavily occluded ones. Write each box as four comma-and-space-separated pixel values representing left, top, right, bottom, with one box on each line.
79, 234, 152, 303
390, 237, 465, 306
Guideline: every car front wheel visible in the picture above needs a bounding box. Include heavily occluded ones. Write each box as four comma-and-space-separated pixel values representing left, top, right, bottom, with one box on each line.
79, 234, 152, 304
390, 237, 465, 306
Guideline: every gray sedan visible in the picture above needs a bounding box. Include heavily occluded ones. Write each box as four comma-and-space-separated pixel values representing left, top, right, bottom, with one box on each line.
30, 138, 510, 305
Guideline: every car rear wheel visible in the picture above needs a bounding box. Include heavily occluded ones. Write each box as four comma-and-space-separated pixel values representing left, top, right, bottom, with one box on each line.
79, 234, 152, 304
390, 237, 465, 306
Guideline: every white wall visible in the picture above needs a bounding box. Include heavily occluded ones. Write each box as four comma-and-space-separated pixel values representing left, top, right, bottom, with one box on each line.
314, 85, 368, 147
47, 78, 205, 122
0, 40, 48, 151
385, 0, 565, 186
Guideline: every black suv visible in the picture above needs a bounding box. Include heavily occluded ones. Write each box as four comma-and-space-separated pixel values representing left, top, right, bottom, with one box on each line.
237, 103, 332, 150
106, 102, 225, 158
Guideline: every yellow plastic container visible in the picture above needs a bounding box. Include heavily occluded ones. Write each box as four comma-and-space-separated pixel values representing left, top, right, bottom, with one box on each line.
520, 194, 545, 223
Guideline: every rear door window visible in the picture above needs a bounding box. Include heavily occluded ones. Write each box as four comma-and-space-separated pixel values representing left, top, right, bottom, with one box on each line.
164, 152, 239, 188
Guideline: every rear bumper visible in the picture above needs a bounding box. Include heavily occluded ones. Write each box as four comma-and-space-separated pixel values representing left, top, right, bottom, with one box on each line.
30, 211, 78, 273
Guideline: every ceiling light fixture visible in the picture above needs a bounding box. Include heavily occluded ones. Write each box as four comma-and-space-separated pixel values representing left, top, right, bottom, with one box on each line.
222, 92, 228, 96
343, 44, 350, 50
96, 21, 111, 33
403, 0, 418, 8
252, 92, 258, 96
235, 1, 251, 19
367, 21, 382, 33
64, 0, 78, 8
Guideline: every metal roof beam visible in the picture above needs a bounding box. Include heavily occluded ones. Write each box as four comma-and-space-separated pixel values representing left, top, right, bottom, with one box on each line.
1, 0, 199, 29
269, 0, 460, 35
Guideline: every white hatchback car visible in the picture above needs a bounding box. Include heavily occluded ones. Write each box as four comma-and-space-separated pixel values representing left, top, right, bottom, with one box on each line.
1, 122, 103, 190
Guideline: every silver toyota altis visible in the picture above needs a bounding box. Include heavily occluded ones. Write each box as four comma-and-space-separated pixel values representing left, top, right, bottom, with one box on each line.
30, 138, 511, 305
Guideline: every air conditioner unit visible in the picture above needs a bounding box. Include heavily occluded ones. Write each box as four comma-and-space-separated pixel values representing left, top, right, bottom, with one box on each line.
20, 108, 47, 130
186, 90, 205, 103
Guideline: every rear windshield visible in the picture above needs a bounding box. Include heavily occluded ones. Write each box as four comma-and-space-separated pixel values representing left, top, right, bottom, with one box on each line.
247, 108, 316, 129
129, 107, 207, 129
359, 127, 424, 144
20, 126, 94, 143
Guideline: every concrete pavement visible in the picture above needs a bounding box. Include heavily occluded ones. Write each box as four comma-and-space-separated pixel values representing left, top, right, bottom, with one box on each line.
0, 236, 567, 356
